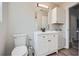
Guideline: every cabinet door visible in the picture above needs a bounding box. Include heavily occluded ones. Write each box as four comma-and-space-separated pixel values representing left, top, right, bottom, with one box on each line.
51, 8, 57, 23
58, 32, 65, 49
35, 34, 49, 55
48, 34, 58, 53
57, 8, 65, 23
51, 7, 65, 23
48, 10, 52, 24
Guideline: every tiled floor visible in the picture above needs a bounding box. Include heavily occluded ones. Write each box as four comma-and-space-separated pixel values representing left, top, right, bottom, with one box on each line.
48, 48, 78, 56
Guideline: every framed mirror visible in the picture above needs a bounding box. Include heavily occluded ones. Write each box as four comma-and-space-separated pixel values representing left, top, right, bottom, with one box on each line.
35, 3, 49, 31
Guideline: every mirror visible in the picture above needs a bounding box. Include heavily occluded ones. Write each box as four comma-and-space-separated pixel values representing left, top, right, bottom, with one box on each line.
35, 4, 49, 31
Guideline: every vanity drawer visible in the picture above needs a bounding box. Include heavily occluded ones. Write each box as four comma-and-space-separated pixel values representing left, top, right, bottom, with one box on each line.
38, 34, 49, 39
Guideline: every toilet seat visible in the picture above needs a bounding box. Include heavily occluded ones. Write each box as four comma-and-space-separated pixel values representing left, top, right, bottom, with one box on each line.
12, 46, 28, 56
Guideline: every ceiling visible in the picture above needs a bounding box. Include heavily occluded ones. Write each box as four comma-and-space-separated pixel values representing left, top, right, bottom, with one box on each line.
36, 2, 78, 14
38, 2, 68, 8
36, 2, 68, 13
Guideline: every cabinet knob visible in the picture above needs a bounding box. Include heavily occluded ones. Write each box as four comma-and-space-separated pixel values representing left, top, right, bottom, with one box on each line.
48, 40, 51, 42
43, 36, 45, 38
53, 35, 55, 37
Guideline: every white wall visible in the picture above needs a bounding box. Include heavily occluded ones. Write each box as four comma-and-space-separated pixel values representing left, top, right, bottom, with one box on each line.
5, 2, 37, 55
0, 3, 8, 55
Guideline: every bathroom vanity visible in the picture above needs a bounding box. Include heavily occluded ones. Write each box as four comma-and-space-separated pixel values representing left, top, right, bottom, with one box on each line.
34, 31, 65, 56
34, 4, 65, 56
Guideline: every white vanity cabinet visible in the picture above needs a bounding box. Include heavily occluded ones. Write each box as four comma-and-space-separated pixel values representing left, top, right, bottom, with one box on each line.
48, 7, 65, 24
52, 7, 65, 23
34, 31, 58, 56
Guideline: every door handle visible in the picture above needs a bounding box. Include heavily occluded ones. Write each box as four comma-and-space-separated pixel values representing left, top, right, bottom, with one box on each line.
76, 30, 79, 32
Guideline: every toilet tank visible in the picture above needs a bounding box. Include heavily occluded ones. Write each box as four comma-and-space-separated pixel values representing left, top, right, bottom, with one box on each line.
13, 34, 27, 47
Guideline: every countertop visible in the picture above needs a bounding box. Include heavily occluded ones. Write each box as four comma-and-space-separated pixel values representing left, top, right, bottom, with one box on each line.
34, 31, 63, 34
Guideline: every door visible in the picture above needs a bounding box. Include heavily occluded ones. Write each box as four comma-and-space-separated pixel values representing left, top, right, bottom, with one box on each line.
35, 34, 49, 55
69, 12, 79, 49
76, 16, 79, 49
58, 31, 65, 49
48, 34, 57, 52
70, 15, 77, 48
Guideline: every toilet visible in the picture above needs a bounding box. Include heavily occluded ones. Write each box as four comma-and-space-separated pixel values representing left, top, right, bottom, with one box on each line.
11, 34, 28, 56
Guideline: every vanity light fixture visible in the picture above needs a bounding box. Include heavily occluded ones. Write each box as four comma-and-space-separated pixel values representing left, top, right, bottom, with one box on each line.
37, 3, 49, 9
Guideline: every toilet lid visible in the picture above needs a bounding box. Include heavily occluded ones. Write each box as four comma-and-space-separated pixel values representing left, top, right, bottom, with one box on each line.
12, 46, 28, 56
